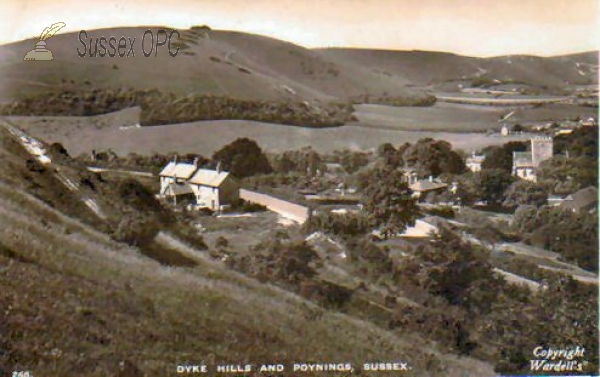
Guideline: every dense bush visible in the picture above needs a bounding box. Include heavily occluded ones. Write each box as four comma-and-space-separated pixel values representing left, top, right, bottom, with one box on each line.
353, 94, 437, 107
112, 211, 159, 247
117, 178, 165, 216
0, 88, 356, 128
502, 180, 548, 208
229, 239, 320, 288
303, 211, 370, 238
397, 228, 502, 311
271, 147, 325, 175
537, 156, 597, 194
325, 149, 371, 174
514, 205, 598, 271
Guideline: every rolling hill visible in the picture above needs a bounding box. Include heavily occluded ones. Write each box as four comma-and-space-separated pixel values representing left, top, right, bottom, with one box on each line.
316, 48, 598, 91
0, 27, 423, 103
1, 26, 596, 104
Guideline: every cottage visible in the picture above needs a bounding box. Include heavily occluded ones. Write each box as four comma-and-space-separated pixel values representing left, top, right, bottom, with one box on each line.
466, 153, 485, 172
409, 177, 448, 199
159, 159, 239, 211
188, 167, 239, 211
559, 186, 598, 213
401, 168, 419, 186
159, 159, 199, 204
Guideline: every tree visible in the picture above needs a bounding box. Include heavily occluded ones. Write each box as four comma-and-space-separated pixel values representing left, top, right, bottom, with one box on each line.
212, 138, 272, 178
399, 228, 502, 309
537, 156, 597, 194
377, 143, 402, 167
492, 277, 598, 374
481, 141, 528, 172
513, 205, 598, 272
272, 147, 324, 176
402, 138, 465, 177
362, 167, 419, 237
554, 126, 597, 158
502, 180, 548, 208
328, 149, 370, 174
474, 169, 514, 205
118, 178, 163, 215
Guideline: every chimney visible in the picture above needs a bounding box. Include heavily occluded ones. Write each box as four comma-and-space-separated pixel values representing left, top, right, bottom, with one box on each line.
429, 175, 433, 182
216, 161, 222, 173
173, 155, 178, 163
193, 157, 199, 167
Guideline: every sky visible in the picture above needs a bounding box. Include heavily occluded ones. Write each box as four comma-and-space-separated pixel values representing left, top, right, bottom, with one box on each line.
1, 0, 598, 57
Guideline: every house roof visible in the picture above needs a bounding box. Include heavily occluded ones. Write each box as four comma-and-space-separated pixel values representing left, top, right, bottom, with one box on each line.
188, 169, 230, 188
560, 186, 598, 211
513, 151, 533, 167
159, 162, 198, 179
466, 155, 486, 164
410, 179, 447, 192
163, 182, 194, 196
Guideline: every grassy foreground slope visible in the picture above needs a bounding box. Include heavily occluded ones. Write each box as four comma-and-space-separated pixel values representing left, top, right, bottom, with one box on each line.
0, 130, 493, 376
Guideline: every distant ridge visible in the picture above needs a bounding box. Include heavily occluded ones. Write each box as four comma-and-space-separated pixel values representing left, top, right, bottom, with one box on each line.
0, 27, 424, 103
0, 26, 596, 103
316, 48, 598, 90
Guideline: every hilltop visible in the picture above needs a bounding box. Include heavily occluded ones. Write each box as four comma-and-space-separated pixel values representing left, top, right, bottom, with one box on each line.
1, 26, 596, 104
316, 48, 598, 92
0, 27, 423, 103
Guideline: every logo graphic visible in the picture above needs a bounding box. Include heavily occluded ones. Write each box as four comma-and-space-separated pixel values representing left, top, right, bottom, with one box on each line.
23, 22, 66, 61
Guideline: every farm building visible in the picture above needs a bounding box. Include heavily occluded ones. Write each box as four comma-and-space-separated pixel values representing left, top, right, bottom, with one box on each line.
158, 159, 239, 211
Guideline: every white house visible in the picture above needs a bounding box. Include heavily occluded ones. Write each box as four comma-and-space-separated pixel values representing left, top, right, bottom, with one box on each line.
159, 159, 199, 199
466, 153, 485, 172
158, 159, 239, 211
187, 167, 239, 211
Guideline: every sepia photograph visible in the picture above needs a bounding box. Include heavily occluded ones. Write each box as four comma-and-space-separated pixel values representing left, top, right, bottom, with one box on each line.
0, 1, 598, 376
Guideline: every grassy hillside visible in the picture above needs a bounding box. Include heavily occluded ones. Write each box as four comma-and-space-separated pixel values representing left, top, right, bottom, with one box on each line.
0, 27, 426, 103
316, 48, 598, 91
0, 125, 495, 376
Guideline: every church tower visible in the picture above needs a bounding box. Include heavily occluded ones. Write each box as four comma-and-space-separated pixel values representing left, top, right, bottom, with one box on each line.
531, 136, 553, 167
